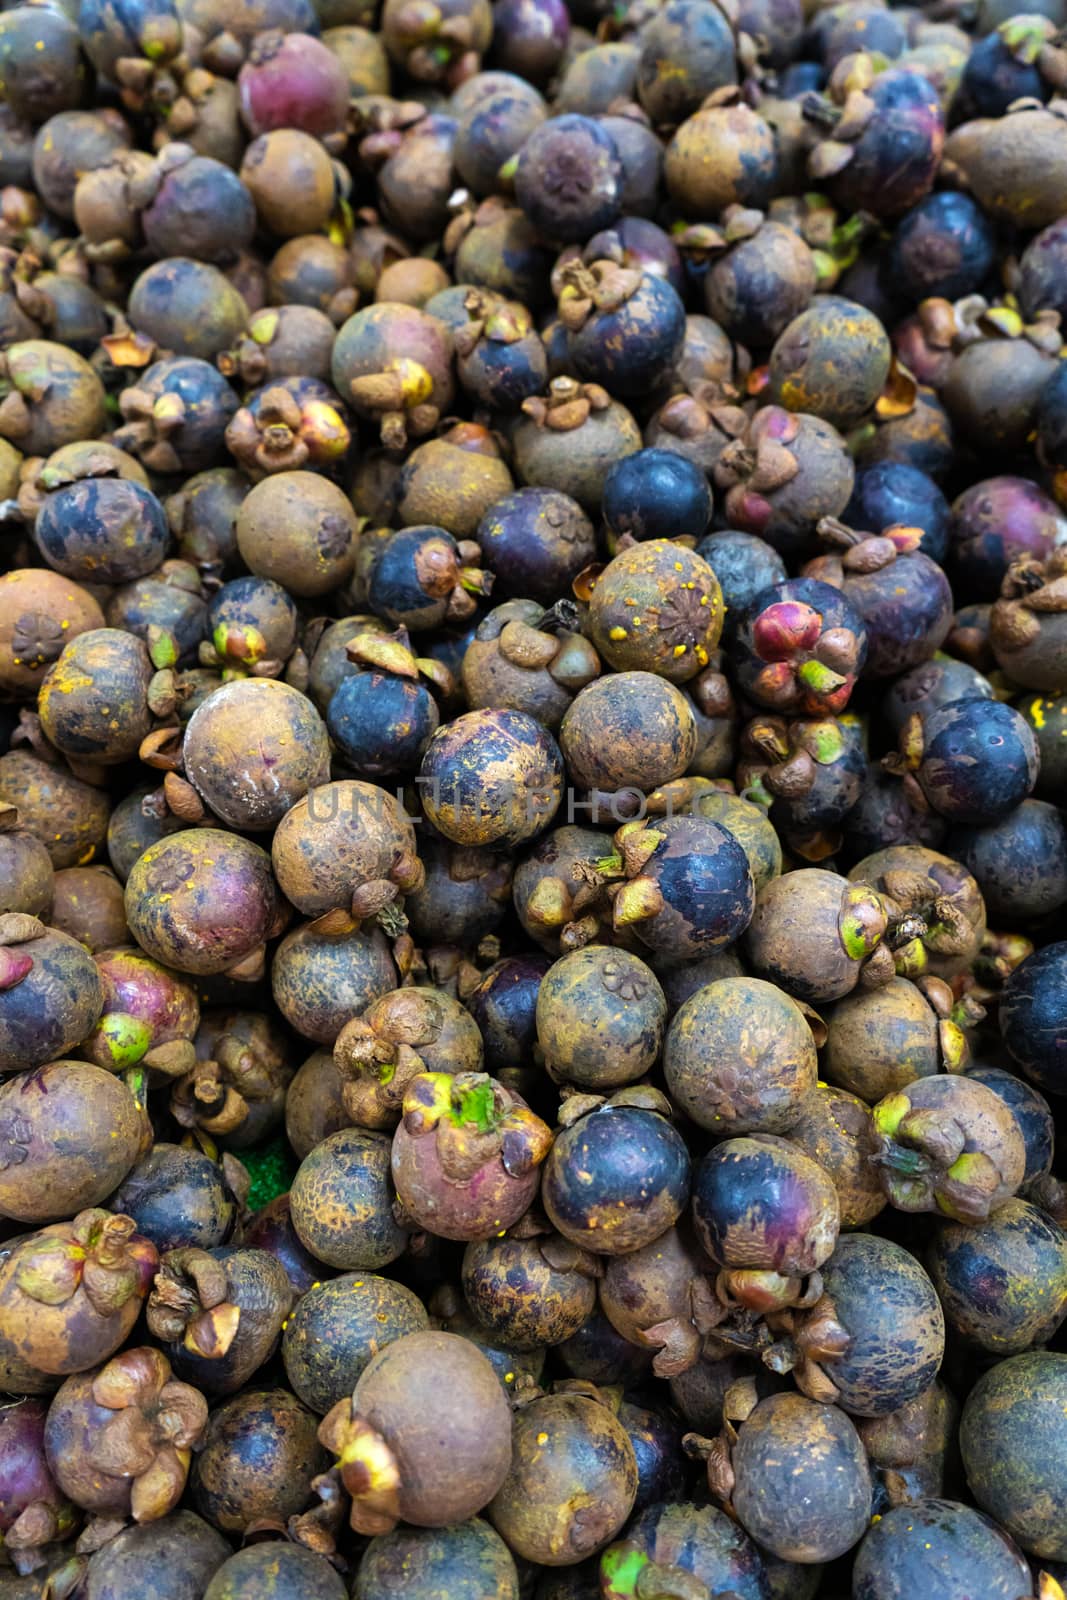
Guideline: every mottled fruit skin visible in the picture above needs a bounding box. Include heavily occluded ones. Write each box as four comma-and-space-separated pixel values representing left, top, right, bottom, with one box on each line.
514, 114, 622, 243
108, 1144, 238, 1254
822, 70, 944, 219
34, 478, 170, 587
192, 1387, 328, 1536
0, 749, 111, 870
744, 869, 880, 1004
823, 978, 943, 1103
560, 673, 697, 795
184, 679, 330, 831
928, 1198, 1067, 1354
77, 1510, 231, 1600
125, 830, 279, 976
915, 698, 1039, 823
354, 1518, 519, 1600
692, 1136, 840, 1282
289, 1127, 407, 1271
1000, 941, 1067, 1096
128, 259, 249, 362
543, 1104, 690, 1256
461, 1233, 597, 1350
536, 947, 667, 1091
0, 927, 103, 1073
419, 708, 563, 847
0, 568, 106, 698
949, 799, 1067, 923
567, 272, 686, 400
283, 1273, 429, 1415
851, 1498, 1032, 1600
664, 977, 817, 1136
466, 955, 549, 1074
38, 628, 153, 766
602, 1500, 768, 1600
0, 1062, 144, 1223
477, 486, 597, 605
768, 298, 891, 432
960, 1351, 1067, 1559
966, 1065, 1054, 1188
788, 1083, 885, 1229
204, 1544, 347, 1600
732, 1392, 871, 1562
624, 815, 755, 962
488, 1392, 638, 1565
271, 923, 397, 1045
815, 1233, 945, 1416
950, 475, 1067, 599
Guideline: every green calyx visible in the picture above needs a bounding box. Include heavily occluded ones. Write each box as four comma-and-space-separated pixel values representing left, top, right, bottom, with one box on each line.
451, 1079, 499, 1133
601, 1544, 649, 1600
94, 1012, 153, 1068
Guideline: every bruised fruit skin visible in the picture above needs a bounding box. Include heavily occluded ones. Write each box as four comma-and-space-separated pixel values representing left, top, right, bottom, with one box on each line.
664, 977, 817, 1136
148, 1246, 293, 1397
727, 1391, 872, 1563
125, 830, 281, 977
927, 1198, 1067, 1355
461, 1228, 598, 1350
788, 1084, 886, 1229
536, 947, 667, 1091
419, 708, 563, 847
0, 1062, 146, 1223
543, 1095, 690, 1257
319, 1330, 512, 1534
37, 629, 153, 767
488, 1390, 638, 1566
872, 1073, 1027, 1222
598, 1223, 715, 1378
290, 1127, 407, 1272
0, 917, 103, 1073
0, 814, 53, 920
43, 1347, 207, 1522
390, 1072, 551, 1241
282, 1273, 429, 1415
334, 986, 483, 1132
851, 1497, 1032, 1600
692, 1136, 840, 1312
183, 679, 330, 832
744, 868, 891, 1004
0, 1209, 157, 1377
768, 298, 892, 433
271, 923, 397, 1046
960, 1350, 1067, 1560
769, 1232, 944, 1416
0, 750, 111, 869
560, 673, 697, 796
822, 977, 952, 1103
107, 1144, 241, 1255
353, 1518, 520, 1600
50, 865, 128, 951
191, 1386, 329, 1537
586, 541, 723, 684
600, 1499, 768, 1600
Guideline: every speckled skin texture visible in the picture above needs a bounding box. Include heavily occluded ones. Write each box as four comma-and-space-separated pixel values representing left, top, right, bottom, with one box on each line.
589, 541, 722, 683
80, 1510, 230, 1600
461, 1233, 597, 1348
691, 791, 783, 893
824, 978, 942, 1102
692, 1135, 839, 1277
816, 1233, 945, 1415
184, 678, 330, 831
732, 1392, 872, 1562
405, 839, 511, 948
235, 471, 359, 598
397, 437, 514, 542
290, 1126, 406, 1271
928, 1198, 1067, 1354
787, 1084, 885, 1229
512, 825, 614, 952
51, 864, 128, 950
127, 259, 249, 362
478, 487, 597, 605
0, 340, 107, 453
0, 751, 107, 867
769, 299, 891, 432
34, 476, 170, 587
635, 0, 736, 124
537, 947, 666, 1090
664, 104, 778, 219
126, 829, 279, 976
271, 922, 397, 1044
1001, 940, 1067, 1095
878, 1073, 1027, 1216
419, 708, 564, 847
207, 577, 297, 670
0, 825, 53, 917
192, 1387, 328, 1535
567, 274, 686, 400
512, 398, 642, 513
204, 1543, 347, 1598
915, 697, 1039, 823
606, 1499, 769, 1600
0, 568, 106, 697
961, 1351, 1067, 1558
705, 220, 817, 351
489, 1392, 637, 1564
108, 1143, 237, 1253
966, 1064, 1054, 1186
0, 1063, 142, 1221
38, 627, 152, 765
354, 1517, 520, 1600
283, 1272, 428, 1414
543, 1104, 690, 1256
665, 977, 816, 1135
560, 673, 697, 793
851, 1497, 1032, 1600
285, 1048, 349, 1161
